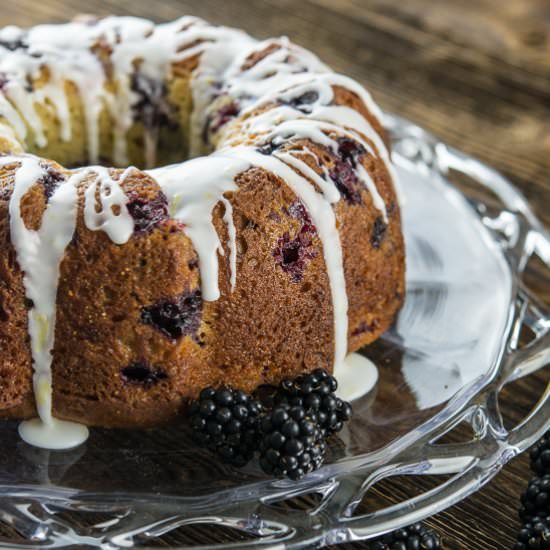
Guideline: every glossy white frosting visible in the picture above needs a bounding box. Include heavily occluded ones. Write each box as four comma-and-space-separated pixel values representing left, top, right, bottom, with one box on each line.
83, 166, 135, 244
0, 15, 395, 449
334, 352, 379, 402
147, 155, 249, 301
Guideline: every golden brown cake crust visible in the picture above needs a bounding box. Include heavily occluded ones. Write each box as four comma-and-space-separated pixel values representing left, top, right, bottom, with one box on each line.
0, 154, 403, 429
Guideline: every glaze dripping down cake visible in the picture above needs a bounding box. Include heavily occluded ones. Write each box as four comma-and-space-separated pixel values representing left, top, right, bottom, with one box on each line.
0, 16, 405, 432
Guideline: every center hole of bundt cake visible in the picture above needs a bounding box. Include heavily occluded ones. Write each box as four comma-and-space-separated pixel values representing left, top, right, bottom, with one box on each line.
48, 72, 203, 171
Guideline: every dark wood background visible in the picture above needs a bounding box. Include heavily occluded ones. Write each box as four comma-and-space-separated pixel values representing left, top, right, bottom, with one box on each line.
1, 1, 549, 548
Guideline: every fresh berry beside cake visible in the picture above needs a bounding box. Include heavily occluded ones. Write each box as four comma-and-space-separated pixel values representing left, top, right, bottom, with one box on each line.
0, 15, 405, 450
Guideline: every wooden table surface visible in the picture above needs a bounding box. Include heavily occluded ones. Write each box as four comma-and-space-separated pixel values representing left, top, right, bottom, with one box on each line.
1, 1, 549, 548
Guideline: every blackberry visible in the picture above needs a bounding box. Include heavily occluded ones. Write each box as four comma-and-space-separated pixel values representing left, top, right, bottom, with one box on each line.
369, 522, 441, 549
337, 137, 366, 167
188, 387, 263, 467
126, 190, 169, 235
258, 403, 326, 480
371, 216, 387, 249
281, 90, 319, 113
141, 289, 202, 341
257, 140, 281, 156
531, 431, 550, 476
329, 159, 362, 204
514, 517, 550, 550
121, 361, 167, 388
329, 137, 368, 205
209, 101, 240, 134
38, 163, 65, 202
274, 368, 352, 436
272, 228, 317, 283
520, 475, 550, 523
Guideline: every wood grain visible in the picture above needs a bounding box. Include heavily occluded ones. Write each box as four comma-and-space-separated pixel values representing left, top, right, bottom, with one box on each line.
1, 1, 549, 548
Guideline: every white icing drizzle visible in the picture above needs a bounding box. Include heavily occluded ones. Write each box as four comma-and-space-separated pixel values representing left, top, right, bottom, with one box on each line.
187, 28, 255, 158
217, 67, 392, 219
222, 37, 329, 100
19, 417, 88, 450
334, 352, 379, 402
221, 196, 238, 291
1, 155, 137, 449
0, 155, 89, 449
0, 17, 253, 164
223, 146, 349, 370
0, 16, 399, 448
275, 150, 341, 204
83, 166, 135, 244
147, 155, 249, 301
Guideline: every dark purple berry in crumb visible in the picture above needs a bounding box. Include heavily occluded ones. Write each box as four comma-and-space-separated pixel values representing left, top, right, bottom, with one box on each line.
38, 164, 66, 202
188, 258, 199, 270
337, 137, 365, 168
188, 386, 263, 467
370, 522, 441, 550
329, 160, 362, 204
329, 138, 368, 205
371, 216, 387, 249
531, 431, 550, 476
126, 191, 169, 235
209, 101, 240, 134
130, 72, 175, 129
273, 227, 317, 283
121, 362, 168, 388
351, 320, 379, 337
257, 140, 281, 156
0, 72, 9, 91
282, 90, 319, 113
258, 403, 326, 480
141, 289, 202, 341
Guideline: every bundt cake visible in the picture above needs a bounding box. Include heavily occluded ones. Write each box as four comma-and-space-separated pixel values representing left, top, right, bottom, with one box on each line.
0, 16, 405, 447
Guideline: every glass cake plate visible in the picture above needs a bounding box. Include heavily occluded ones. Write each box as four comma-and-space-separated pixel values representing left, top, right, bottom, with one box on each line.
0, 114, 549, 549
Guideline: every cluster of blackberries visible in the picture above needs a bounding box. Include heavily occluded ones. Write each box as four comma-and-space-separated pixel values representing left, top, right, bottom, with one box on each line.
514, 430, 550, 549
258, 404, 326, 480
273, 369, 353, 436
188, 372, 446, 545
520, 475, 550, 523
515, 517, 550, 550
187, 369, 352, 480
368, 522, 441, 549
531, 433, 550, 477
188, 387, 262, 467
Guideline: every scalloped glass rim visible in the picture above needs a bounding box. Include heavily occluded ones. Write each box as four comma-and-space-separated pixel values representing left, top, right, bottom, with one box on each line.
0, 113, 548, 549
